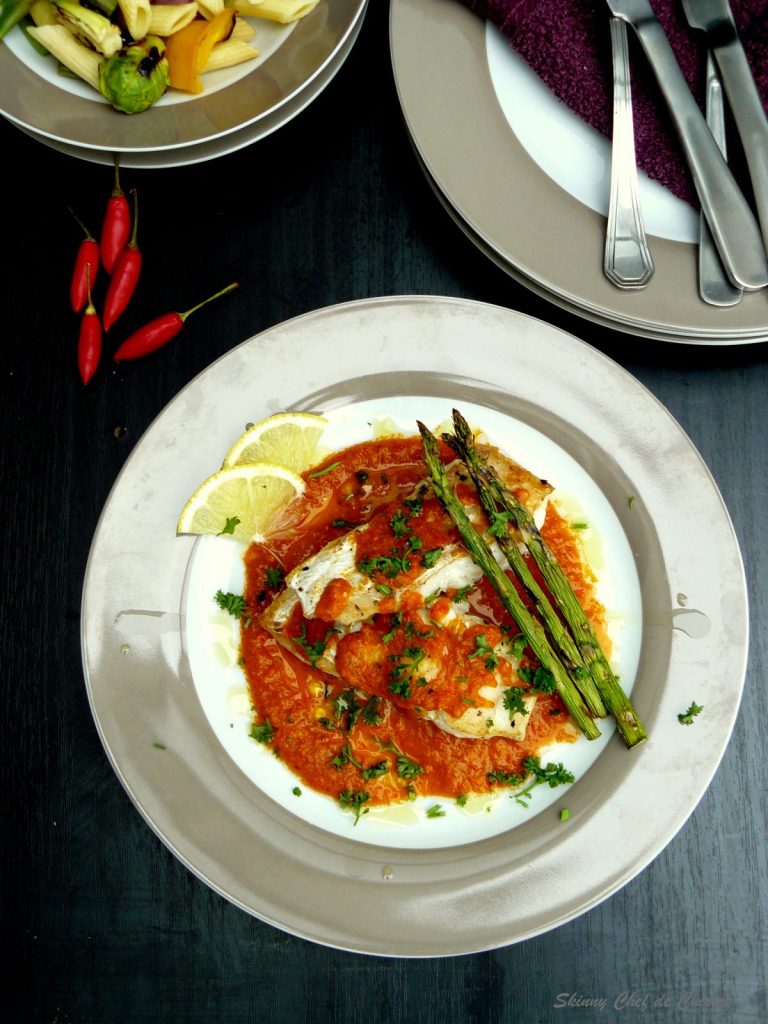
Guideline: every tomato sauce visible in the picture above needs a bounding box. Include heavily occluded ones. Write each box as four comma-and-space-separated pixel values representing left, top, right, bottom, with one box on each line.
239, 436, 605, 809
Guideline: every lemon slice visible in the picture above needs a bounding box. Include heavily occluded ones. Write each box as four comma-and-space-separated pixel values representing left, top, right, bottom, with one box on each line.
177, 463, 305, 543
221, 412, 328, 473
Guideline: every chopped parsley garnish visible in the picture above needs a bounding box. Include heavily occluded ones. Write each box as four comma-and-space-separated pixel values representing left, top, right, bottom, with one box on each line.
250, 718, 275, 744
338, 789, 370, 824
678, 701, 704, 725
361, 760, 389, 781
361, 696, 382, 726
406, 784, 417, 801
332, 688, 361, 730
213, 590, 249, 620
292, 624, 335, 668
292, 787, 302, 797
330, 744, 363, 771
375, 583, 394, 596
420, 547, 443, 568
396, 754, 424, 779
487, 768, 524, 787
456, 793, 468, 808
403, 495, 423, 516
217, 516, 241, 536
628, 495, 636, 509
460, 696, 476, 706
468, 633, 500, 671
509, 632, 527, 660
331, 518, 357, 529
531, 667, 556, 693
388, 645, 426, 699
264, 566, 284, 590
426, 804, 446, 819
382, 613, 403, 644
513, 758, 575, 807
559, 807, 570, 821
406, 534, 423, 552
571, 522, 589, 530
502, 687, 529, 719
488, 509, 513, 538
358, 549, 411, 579
153, 742, 166, 750
307, 461, 341, 478
390, 511, 410, 537
452, 584, 472, 603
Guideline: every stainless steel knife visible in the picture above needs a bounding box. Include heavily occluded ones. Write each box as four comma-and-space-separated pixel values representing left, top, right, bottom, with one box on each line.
680, 0, 768, 259
604, 0, 767, 290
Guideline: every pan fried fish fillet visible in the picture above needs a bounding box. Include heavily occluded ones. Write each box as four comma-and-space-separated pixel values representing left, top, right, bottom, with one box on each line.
259, 443, 551, 741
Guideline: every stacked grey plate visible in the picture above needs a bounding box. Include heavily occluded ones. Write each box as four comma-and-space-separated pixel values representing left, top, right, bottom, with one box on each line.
390, 0, 768, 346
1, 0, 367, 169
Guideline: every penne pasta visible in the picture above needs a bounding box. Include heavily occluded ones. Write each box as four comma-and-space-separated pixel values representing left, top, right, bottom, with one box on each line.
197, 0, 227, 19
118, 0, 151, 42
203, 38, 260, 73
231, 18, 256, 41
148, 3, 199, 37
27, 24, 103, 90
29, 0, 57, 27
234, 0, 319, 23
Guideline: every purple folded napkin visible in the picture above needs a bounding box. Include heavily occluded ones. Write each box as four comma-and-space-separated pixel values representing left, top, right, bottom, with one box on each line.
457, 0, 768, 205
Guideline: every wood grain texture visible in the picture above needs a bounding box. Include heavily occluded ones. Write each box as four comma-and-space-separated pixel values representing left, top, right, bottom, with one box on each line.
0, 3, 766, 1021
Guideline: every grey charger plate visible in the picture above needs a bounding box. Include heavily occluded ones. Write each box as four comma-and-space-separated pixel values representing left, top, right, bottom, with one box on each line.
0, 0, 365, 152
389, 0, 768, 345
81, 296, 747, 955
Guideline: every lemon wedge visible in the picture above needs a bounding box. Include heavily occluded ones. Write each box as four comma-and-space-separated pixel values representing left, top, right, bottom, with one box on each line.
222, 412, 328, 473
177, 463, 305, 543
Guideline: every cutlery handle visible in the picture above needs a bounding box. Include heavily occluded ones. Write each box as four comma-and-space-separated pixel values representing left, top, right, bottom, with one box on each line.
626, 14, 767, 290
604, 17, 654, 289
712, 38, 768, 258
698, 55, 742, 306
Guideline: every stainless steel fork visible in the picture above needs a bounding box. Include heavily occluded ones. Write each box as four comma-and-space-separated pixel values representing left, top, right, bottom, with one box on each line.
604, 16, 654, 289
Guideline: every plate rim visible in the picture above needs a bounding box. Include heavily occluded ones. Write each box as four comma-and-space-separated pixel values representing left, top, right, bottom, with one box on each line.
0, 0, 367, 153
389, 0, 768, 345
80, 294, 749, 955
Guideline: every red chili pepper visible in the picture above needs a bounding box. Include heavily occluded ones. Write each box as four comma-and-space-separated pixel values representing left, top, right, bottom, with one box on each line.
78, 266, 102, 385
100, 155, 131, 274
103, 188, 142, 331
113, 282, 239, 361
69, 208, 100, 313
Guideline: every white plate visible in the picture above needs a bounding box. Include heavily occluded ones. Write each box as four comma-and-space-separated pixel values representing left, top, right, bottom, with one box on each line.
184, 397, 643, 850
9, 6, 365, 169
390, 0, 768, 345
0, 0, 366, 152
81, 295, 747, 955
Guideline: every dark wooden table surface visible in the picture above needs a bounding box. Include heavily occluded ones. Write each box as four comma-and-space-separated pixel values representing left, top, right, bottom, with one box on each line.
2, 4, 766, 1021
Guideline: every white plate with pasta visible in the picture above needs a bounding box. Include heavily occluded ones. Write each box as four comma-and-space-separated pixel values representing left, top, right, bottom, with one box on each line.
0, 0, 366, 151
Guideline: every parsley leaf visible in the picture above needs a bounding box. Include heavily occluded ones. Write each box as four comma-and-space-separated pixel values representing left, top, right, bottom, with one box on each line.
217, 516, 241, 536
250, 718, 275, 744
468, 633, 500, 671
361, 696, 382, 726
214, 590, 249, 620
330, 744, 363, 771
488, 509, 513, 538
532, 666, 556, 693
452, 584, 472, 603
361, 760, 389, 780
388, 645, 426, 699
514, 757, 575, 807
292, 624, 335, 667
264, 566, 284, 590
390, 511, 411, 537
678, 701, 704, 725
338, 789, 370, 824
396, 754, 424, 779
502, 687, 529, 720
426, 804, 446, 819
358, 549, 411, 580
308, 461, 341, 478
420, 547, 443, 568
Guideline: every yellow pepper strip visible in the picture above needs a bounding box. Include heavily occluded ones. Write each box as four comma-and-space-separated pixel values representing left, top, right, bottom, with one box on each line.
165, 8, 236, 94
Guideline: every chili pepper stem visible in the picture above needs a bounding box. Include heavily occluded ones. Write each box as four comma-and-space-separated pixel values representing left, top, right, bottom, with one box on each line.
68, 206, 96, 241
128, 188, 139, 249
112, 153, 124, 198
178, 282, 239, 322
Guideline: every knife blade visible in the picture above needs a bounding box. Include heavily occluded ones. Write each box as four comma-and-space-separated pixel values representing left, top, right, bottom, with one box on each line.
604, 0, 767, 290
698, 53, 742, 306
680, 0, 768, 259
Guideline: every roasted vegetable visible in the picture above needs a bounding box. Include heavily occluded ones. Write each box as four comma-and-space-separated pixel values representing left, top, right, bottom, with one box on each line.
54, 0, 121, 57
0, 0, 32, 40
98, 36, 170, 115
